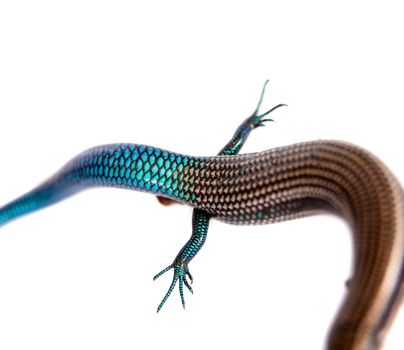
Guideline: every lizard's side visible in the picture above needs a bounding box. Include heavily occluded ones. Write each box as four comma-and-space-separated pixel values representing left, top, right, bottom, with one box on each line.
0, 84, 402, 349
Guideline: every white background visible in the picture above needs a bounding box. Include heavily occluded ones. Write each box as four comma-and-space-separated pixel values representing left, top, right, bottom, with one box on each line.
0, 1, 403, 349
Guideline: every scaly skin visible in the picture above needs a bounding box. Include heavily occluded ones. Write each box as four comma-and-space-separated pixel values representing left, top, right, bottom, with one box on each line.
0, 84, 403, 349
153, 80, 286, 312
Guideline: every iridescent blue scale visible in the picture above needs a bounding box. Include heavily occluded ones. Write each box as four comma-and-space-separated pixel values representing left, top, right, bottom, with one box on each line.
0, 81, 285, 312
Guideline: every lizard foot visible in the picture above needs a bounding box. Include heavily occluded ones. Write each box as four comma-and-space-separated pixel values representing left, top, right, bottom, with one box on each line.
248, 80, 287, 128
153, 261, 193, 312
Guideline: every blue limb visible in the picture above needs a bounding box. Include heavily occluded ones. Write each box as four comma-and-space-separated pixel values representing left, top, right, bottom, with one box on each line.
153, 210, 209, 312
219, 80, 287, 155
249, 79, 287, 128
154, 81, 286, 311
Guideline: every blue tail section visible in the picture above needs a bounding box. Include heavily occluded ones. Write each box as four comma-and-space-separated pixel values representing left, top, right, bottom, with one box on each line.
0, 175, 82, 227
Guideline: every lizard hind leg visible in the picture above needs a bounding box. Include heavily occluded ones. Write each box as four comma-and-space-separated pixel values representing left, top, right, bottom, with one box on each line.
153, 81, 285, 311
153, 262, 193, 312
153, 210, 209, 312
156, 196, 180, 206
249, 79, 287, 128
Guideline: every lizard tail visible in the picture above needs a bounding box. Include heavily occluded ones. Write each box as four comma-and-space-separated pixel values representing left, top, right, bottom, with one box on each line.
0, 173, 83, 227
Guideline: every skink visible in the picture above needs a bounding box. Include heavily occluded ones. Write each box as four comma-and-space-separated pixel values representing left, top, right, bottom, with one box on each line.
0, 82, 402, 349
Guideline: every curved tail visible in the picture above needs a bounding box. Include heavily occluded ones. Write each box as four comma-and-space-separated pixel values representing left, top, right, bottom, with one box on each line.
0, 172, 83, 227
0, 143, 203, 227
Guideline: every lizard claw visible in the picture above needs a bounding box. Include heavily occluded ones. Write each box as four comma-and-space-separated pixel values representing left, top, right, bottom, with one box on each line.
154, 262, 194, 312
247, 80, 287, 129
185, 268, 193, 284
248, 103, 286, 129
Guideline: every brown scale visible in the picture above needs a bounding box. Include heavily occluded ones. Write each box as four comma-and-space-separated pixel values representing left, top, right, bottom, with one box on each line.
154, 140, 403, 348
176, 140, 404, 350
